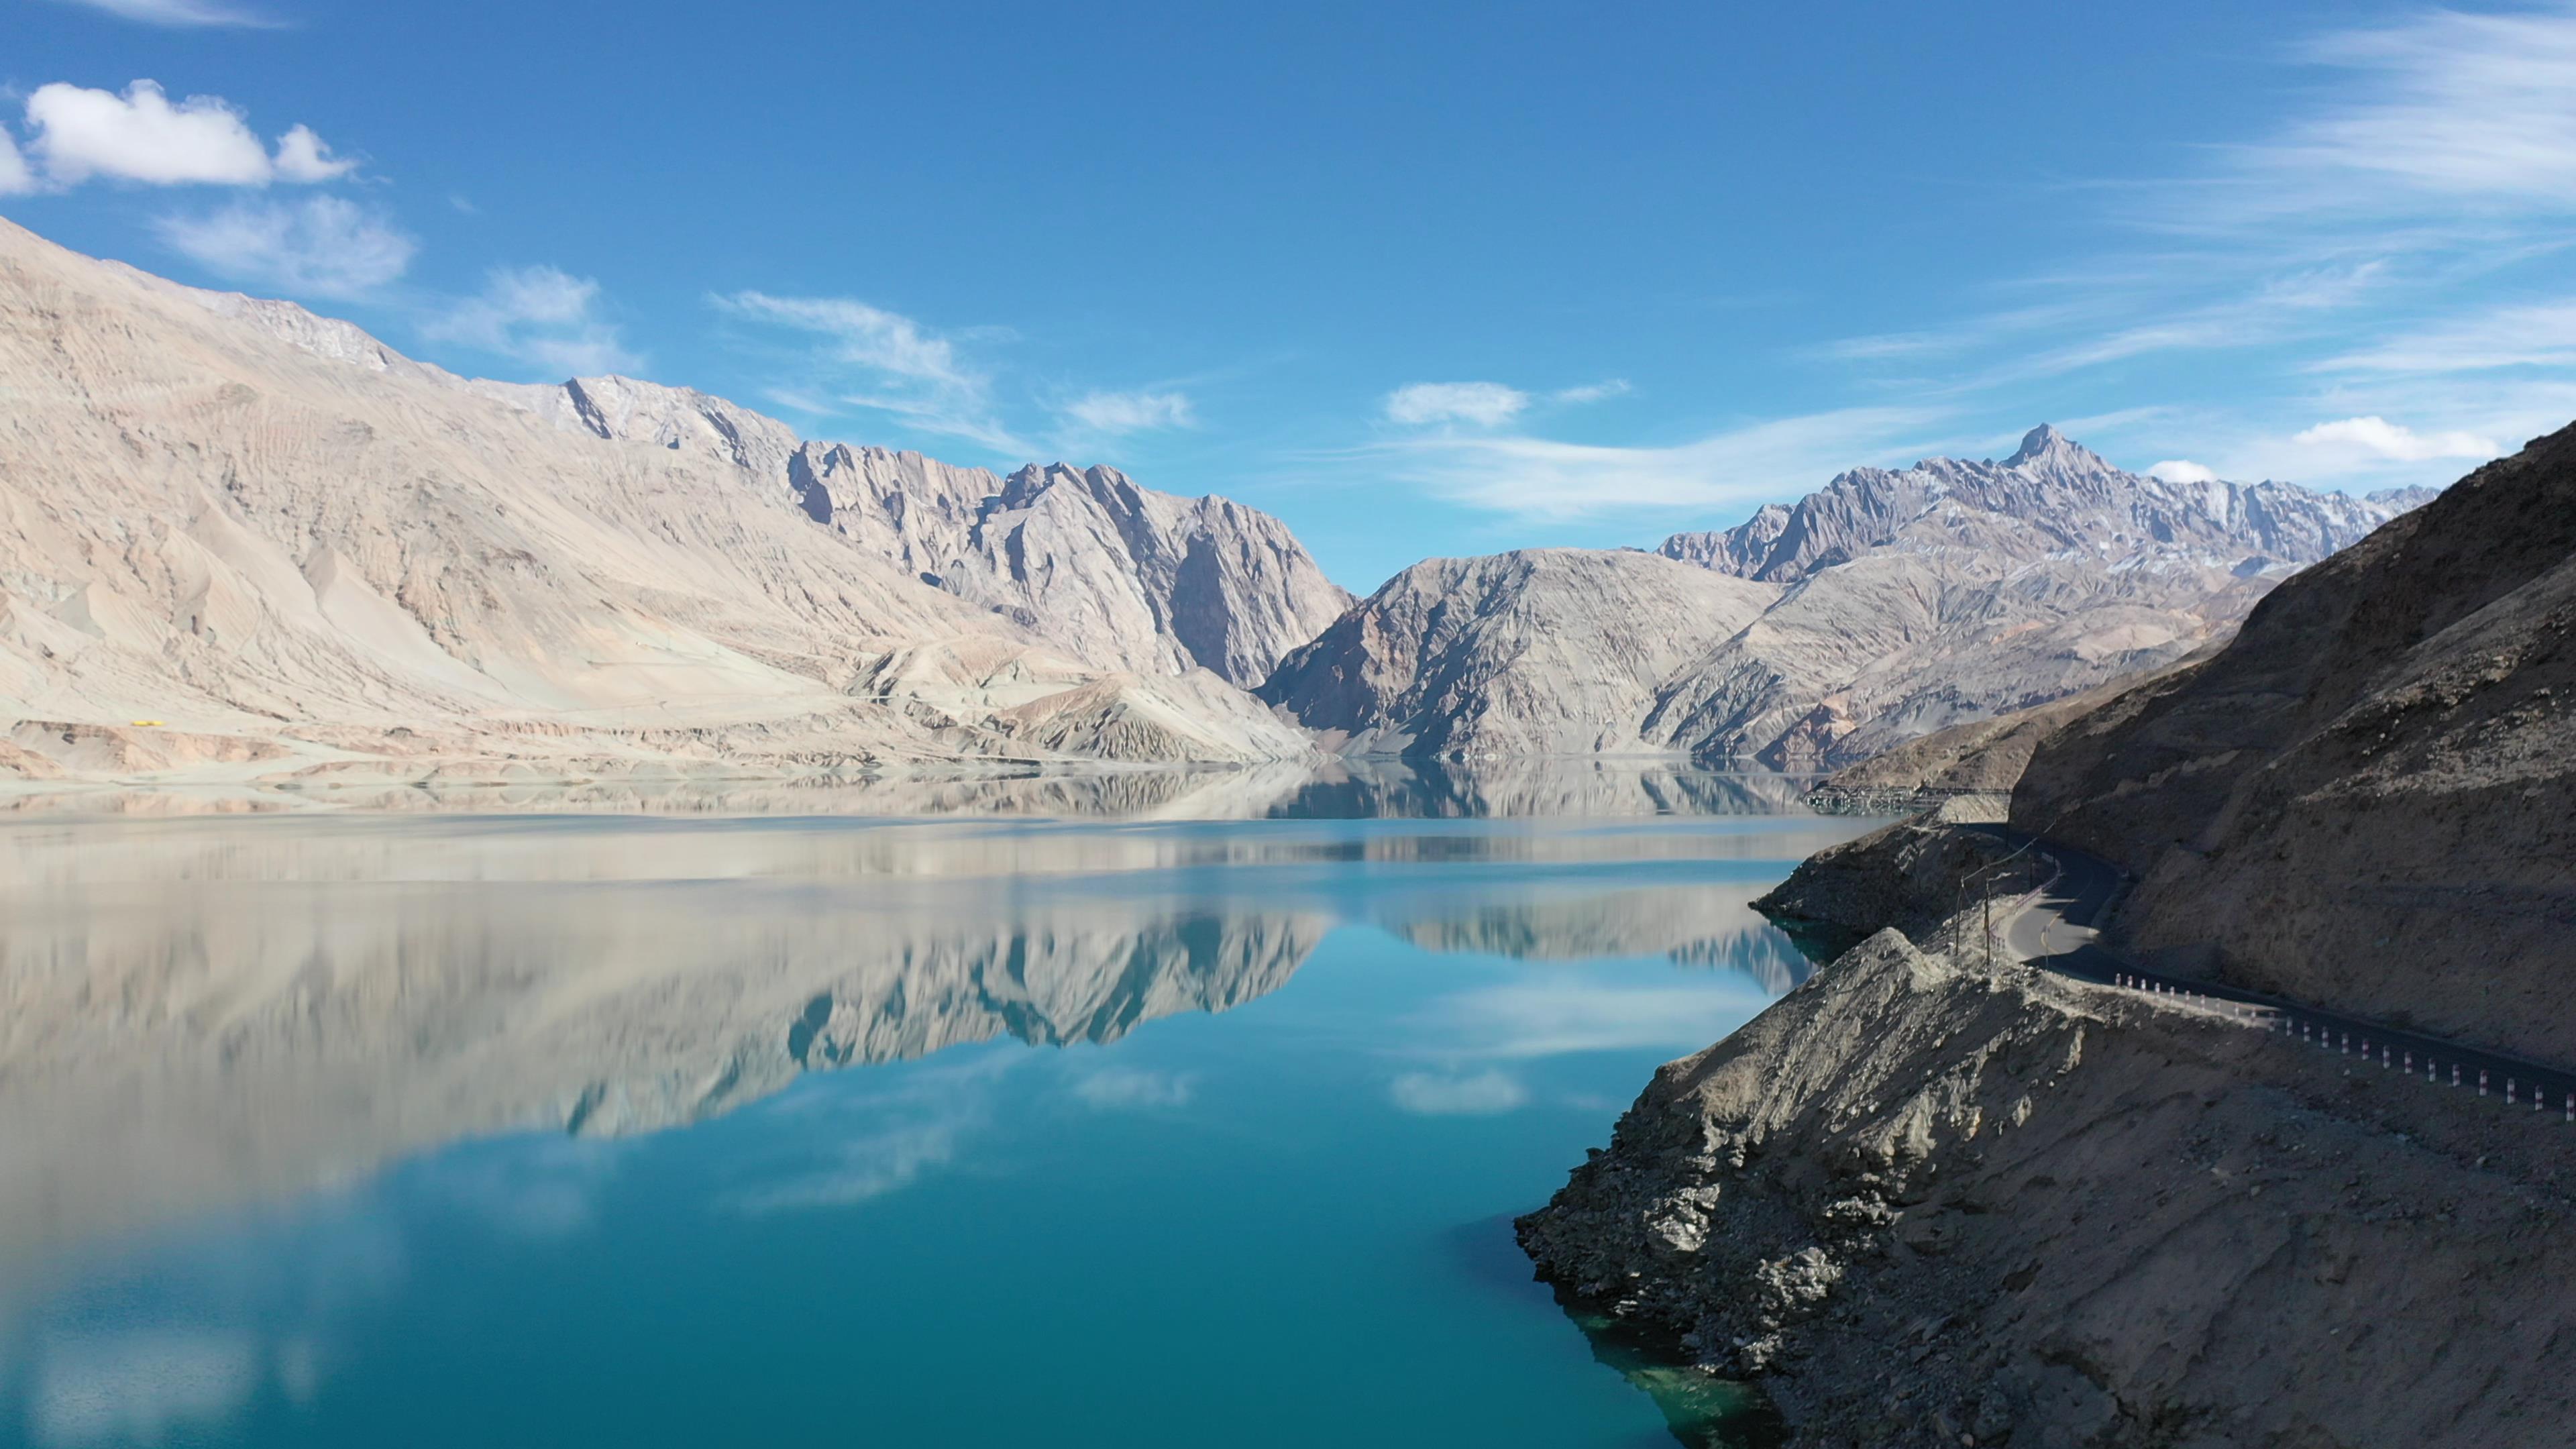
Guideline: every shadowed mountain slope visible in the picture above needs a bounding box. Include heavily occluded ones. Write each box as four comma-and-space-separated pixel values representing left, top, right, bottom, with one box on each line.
2015, 421, 2576, 1063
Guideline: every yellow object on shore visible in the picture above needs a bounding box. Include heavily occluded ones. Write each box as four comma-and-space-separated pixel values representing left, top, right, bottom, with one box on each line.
128, 719, 164, 727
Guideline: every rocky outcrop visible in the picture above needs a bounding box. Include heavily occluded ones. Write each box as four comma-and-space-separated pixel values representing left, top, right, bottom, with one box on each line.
0, 217, 1326, 779
1749, 801, 2017, 957
1256, 549, 1778, 757
1520, 921, 2576, 1448
2015, 423, 2576, 1065
1265, 427, 2429, 767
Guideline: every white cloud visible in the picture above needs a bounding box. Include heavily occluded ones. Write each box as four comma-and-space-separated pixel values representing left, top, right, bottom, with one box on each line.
728, 1120, 965, 1213
27, 80, 268, 186
269, 124, 356, 183
1389, 1069, 1527, 1116
1552, 379, 1632, 405
153, 196, 415, 299
1379, 405, 1939, 520
1071, 1065, 1195, 1109
726, 1051, 1018, 1215
2317, 299, 2576, 376
1782, 7, 2576, 484
1433, 978, 1770, 1059
2292, 415, 2500, 463
716, 289, 1022, 453
42, 0, 275, 25
1384, 381, 1530, 427
417, 1138, 623, 1239
1060, 389, 1195, 435
23, 80, 349, 189
425, 266, 639, 376
2145, 460, 2218, 484
0, 131, 32, 195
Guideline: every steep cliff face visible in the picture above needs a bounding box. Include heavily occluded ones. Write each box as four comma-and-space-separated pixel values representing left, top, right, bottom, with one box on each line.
1256, 549, 1779, 757
1520, 924, 2576, 1448
788, 449, 1352, 688
0, 217, 1326, 777
487, 383, 1352, 692
2015, 423, 2576, 1065
1265, 427, 2428, 767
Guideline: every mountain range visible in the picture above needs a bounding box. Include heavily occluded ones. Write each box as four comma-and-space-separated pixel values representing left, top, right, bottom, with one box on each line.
1265, 426, 2432, 768
0, 217, 2435, 791
0, 217, 1336, 785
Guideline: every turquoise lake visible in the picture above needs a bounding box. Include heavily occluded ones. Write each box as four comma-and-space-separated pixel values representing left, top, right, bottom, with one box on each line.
0, 774, 1875, 1448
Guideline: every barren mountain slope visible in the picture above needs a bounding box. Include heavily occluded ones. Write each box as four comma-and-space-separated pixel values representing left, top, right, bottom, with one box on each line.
0, 219, 1314, 775
2015, 422, 2576, 1063
1646, 427, 2426, 765
788, 449, 1353, 688
1256, 549, 1778, 757
1265, 427, 2426, 767
119, 252, 1350, 693
1660, 424, 2426, 585
455, 371, 1352, 689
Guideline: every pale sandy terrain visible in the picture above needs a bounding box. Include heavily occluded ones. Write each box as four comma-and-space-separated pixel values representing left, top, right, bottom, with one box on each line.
0, 219, 1329, 789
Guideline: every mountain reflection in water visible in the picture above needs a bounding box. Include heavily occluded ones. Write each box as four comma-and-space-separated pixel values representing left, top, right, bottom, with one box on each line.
0, 785, 1878, 1449
0, 755, 1819, 821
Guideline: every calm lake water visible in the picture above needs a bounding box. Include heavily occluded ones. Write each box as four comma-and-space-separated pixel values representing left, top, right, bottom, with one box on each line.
0, 771, 1875, 1448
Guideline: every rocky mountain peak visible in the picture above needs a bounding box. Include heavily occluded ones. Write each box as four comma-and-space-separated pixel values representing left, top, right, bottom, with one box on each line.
2001, 423, 2113, 477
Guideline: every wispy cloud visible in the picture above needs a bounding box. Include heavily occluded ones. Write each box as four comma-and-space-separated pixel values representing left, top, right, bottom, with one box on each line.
1778, 7, 2576, 503
153, 195, 415, 299
1388, 1069, 1527, 1116
2212, 5, 2576, 223
2316, 298, 2576, 375
1059, 389, 1195, 436
714, 290, 1023, 453
1378, 405, 1941, 520
1425, 975, 1772, 1060
40, 0, 278, 25
425, 266, 639, 376
724, 1050, 1020, 1216
1384, 381, 1530, 427
23, 80, 351, 187
1071, 1064, 1196, 1109
1552, 379, 1632, 406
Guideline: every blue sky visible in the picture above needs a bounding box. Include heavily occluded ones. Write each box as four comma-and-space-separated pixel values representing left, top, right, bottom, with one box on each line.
5, 0, 2573, 590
